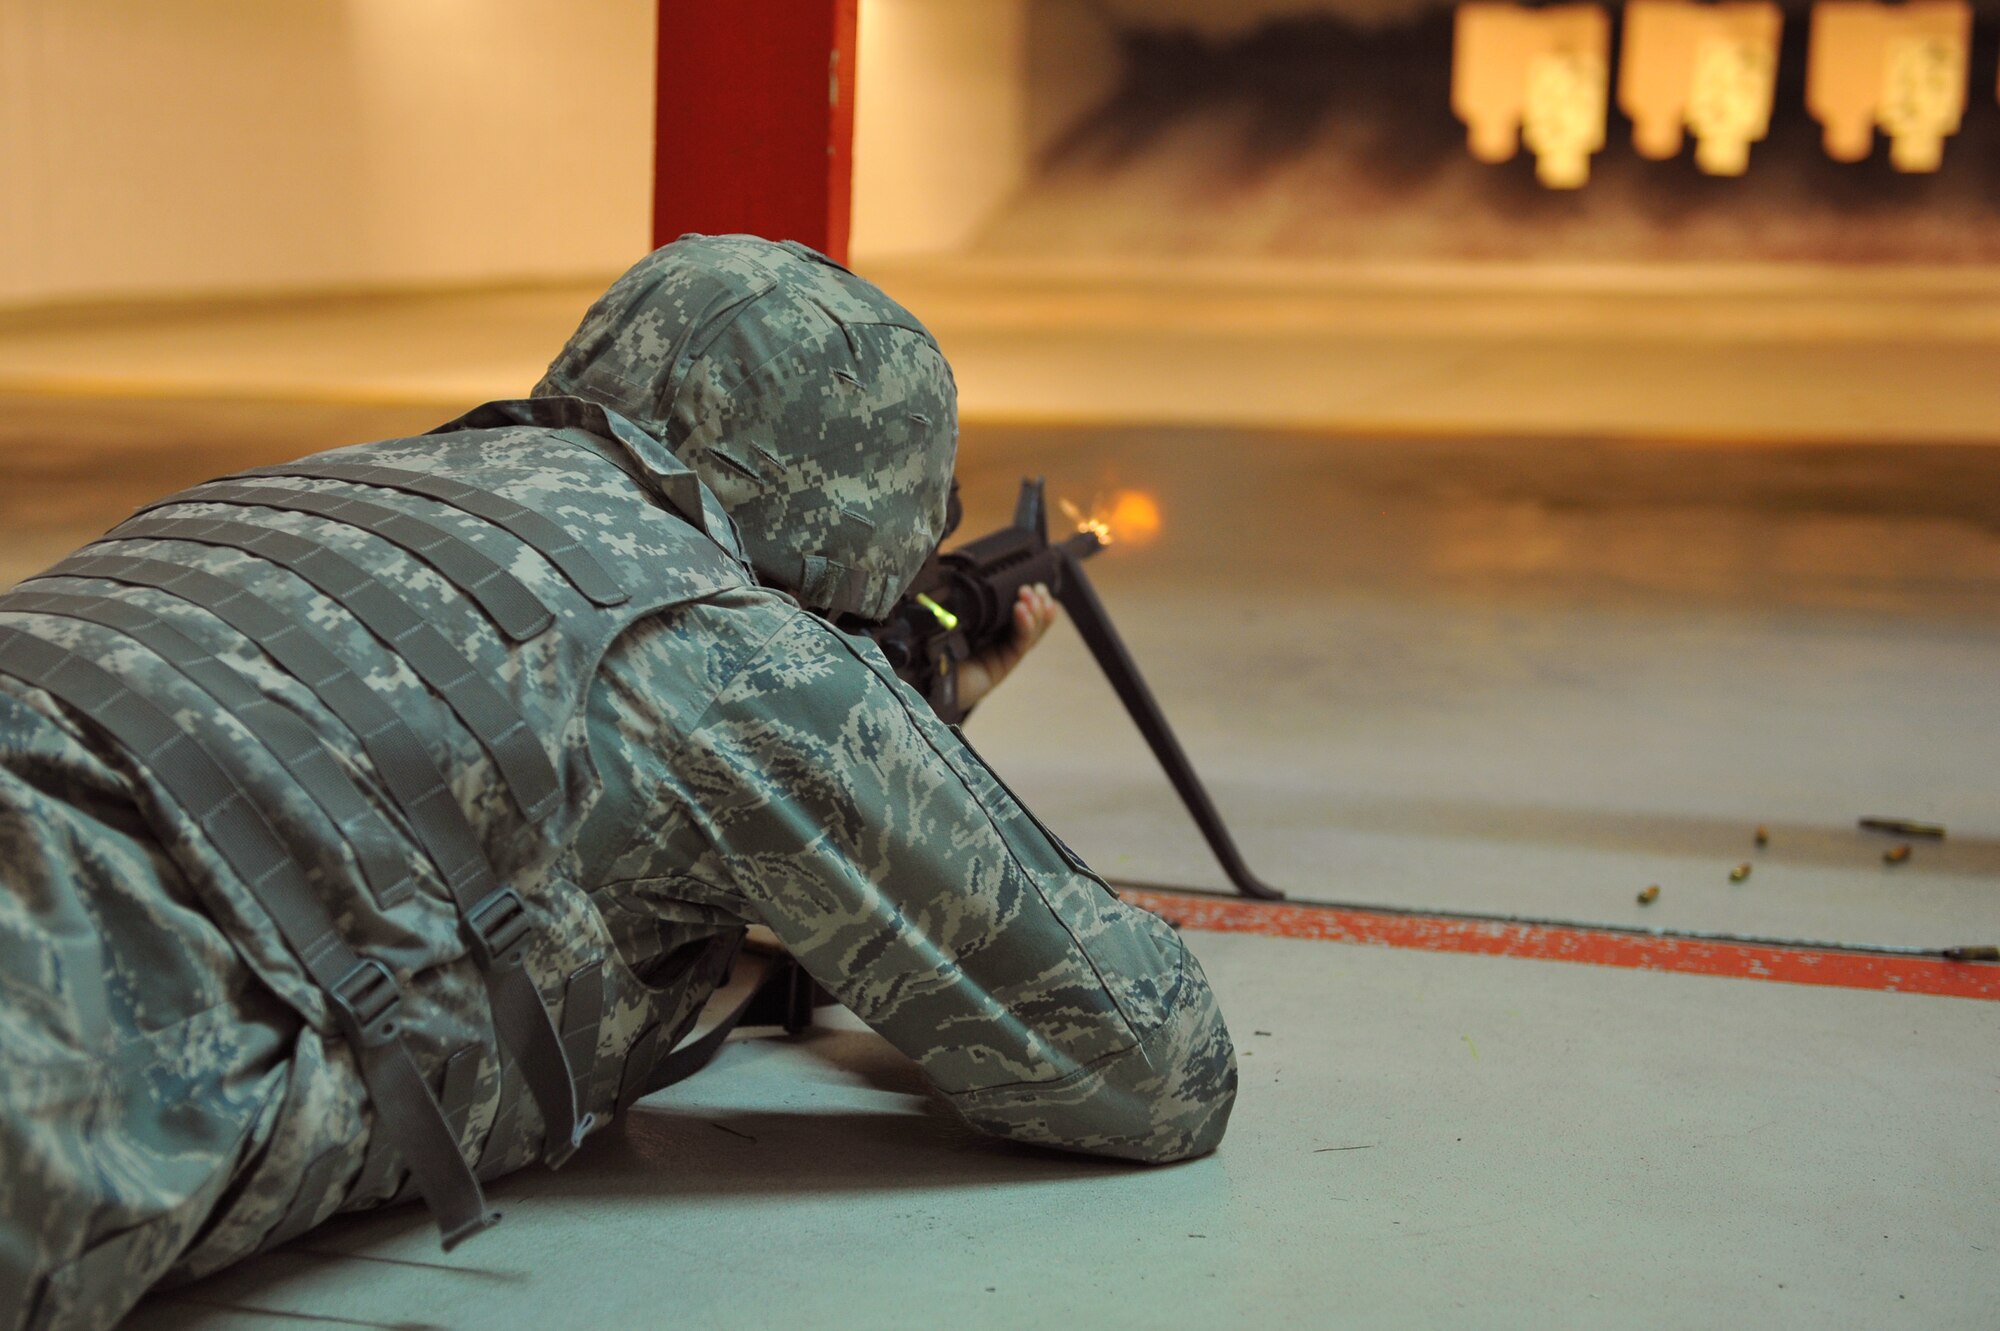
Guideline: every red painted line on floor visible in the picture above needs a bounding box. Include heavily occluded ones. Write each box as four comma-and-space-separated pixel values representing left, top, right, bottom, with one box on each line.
1126, 890, 2000, 1001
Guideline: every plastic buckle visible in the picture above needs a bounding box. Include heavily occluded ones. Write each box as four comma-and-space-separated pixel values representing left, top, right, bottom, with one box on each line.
329, 958, 402, 1047
465, 887, 531, 968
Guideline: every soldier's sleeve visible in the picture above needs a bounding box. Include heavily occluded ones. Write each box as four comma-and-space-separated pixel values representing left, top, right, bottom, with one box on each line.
601, 593, 1236, 1164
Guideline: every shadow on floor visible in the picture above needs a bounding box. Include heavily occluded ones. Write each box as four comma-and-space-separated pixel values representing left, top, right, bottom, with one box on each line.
142, 1028, 1146, 1327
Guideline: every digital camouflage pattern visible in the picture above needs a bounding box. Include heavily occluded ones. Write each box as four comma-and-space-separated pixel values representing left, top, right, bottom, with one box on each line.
534, 234, 958, 622
0, 236, 1235, 1331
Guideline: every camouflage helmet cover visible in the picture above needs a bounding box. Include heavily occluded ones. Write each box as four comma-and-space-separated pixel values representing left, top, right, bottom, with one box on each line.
533, 234, 958, 621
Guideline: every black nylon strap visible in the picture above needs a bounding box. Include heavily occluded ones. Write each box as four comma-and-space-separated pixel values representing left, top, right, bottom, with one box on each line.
0, 625, 497, 1247
241, 461, 630, 607
0, 590, 415, 908
29, 552, 590, 1163
99, 514, 560, 821
638, 967, 783, 1100
137, 482, 554, 642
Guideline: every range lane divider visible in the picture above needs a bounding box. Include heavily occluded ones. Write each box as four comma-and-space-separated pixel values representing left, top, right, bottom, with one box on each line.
1119, 886, 2000, 1002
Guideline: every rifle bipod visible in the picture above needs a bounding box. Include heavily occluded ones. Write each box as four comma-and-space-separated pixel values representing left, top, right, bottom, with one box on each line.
1050, 550, 1285, 902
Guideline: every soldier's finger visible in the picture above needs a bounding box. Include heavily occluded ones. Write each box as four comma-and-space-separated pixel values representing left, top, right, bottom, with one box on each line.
1016, 587, 1045, 636
1024, 601, 1049, 644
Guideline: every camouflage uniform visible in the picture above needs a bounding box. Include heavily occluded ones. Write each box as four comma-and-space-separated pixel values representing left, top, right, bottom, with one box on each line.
0, 236, 1236, 1331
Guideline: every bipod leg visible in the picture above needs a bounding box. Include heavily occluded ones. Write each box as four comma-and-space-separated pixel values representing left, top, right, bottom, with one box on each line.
1053, 553, 1285, 901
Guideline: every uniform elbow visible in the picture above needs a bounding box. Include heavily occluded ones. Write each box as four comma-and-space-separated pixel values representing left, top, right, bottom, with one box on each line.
948, 984, 1239, 1165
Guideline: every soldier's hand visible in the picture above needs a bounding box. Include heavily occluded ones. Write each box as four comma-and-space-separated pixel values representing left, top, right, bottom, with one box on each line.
955, 583, 1059, 711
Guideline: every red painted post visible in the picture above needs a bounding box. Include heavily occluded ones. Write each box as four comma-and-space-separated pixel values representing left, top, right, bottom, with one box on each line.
652, 0, 859, 263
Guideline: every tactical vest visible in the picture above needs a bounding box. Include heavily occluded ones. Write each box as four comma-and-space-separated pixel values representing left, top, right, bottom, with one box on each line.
0, 398, 754, 1249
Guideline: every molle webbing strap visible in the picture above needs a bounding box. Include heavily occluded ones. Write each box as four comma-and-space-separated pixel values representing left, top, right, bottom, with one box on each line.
392, 1045, 491, 1207
262, 1145, 348, 1252
475, 1066, 525, 1179
241, 462, 630, 608
98, 514, 560, 821
560, 965, 606, 1115
32, 551, 591, 1163
795, 555, 870, 617
484, 957, 594, 1164
41, 552, 501, 895
347, 1129, 409, 1211
0, 625, 498, 1249
437, 1046, 485, 1147
135, 482, 554, 642
0, 589, 415, 907
615, 1023, 666, 1114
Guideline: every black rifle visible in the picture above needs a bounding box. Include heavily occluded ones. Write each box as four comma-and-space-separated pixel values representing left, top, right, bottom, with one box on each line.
867, 477, 1284, 904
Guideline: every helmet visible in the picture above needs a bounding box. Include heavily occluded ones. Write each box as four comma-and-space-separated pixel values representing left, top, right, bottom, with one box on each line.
534, 234, 958, 621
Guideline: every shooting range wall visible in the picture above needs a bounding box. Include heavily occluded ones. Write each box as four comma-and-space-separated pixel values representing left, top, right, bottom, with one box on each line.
0, 0, 1124, 303
0, 0, 659, 307
0, 0, 1129, 306
849, 0, 1121, 259
12, 0, 2000, 310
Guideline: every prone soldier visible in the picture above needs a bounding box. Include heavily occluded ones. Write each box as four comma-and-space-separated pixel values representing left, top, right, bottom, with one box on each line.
0, 235, 1237, 1331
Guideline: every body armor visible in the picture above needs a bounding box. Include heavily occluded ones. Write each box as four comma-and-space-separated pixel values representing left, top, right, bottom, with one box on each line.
0, 399, 753, 1247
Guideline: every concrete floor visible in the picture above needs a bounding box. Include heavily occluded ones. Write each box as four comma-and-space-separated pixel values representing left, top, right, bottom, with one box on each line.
0, 278, 1994, 1327
955, 426, 2000, 951
123, 947, 1998, 1331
